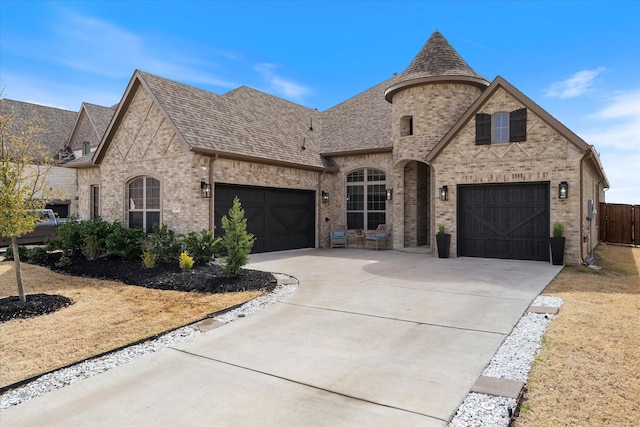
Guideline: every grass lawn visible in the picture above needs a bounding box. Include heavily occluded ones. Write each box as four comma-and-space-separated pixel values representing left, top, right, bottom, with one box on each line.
515, 244, 639, 426
0, 261, 263, 388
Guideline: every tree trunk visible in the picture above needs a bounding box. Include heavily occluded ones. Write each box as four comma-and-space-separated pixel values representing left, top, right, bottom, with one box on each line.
12, 237, 26, 303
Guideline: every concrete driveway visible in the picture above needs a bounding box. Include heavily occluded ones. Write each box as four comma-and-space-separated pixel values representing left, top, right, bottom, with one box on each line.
3, 249, 561, 426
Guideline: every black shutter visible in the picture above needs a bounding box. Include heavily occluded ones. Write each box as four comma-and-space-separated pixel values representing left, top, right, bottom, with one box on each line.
475, 113, 491, 145
509, 108, 527, 142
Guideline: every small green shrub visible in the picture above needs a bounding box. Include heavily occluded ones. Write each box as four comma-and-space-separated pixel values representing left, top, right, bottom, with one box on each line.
552, 222, 565, 238
437, 224, 446, 235
4, 245, 28, 261
179, 251, 194, 270
148, 224, 182, 262
181, 229, 221, 265
220, 197, 255, 276
55, 255, 72, 268
141, 249, 156, 269
48, 219, 84, 255
105, 222, 145, 260
26, 247, 49, 265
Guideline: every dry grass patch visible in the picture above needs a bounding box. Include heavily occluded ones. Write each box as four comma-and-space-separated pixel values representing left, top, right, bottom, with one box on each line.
515, 244, 639, 426
0, 262, 263, 388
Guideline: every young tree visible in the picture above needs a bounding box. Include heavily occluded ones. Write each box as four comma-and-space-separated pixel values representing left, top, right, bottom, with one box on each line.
220, 196, 255, 276
0, 100, 59, 303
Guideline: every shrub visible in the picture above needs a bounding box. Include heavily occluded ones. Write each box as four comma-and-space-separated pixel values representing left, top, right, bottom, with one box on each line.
141, 249, 156, 269
79, 218, 112, 260
220, 197, 255, 276
55, 255, 72, 268
148, 224, 182, 262
48, 219, 84, 256
181, 229, 221, 265
26, 247, 48, 265
4, 245, 28, 261
552, 222, 565, 238
179, 251, 194, 270
105, 222, 145, 260
437, 224, 446, 235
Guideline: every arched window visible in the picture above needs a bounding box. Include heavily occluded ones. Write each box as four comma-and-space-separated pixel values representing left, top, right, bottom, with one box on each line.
346, 168, 386, 230
127, 176, 160, 233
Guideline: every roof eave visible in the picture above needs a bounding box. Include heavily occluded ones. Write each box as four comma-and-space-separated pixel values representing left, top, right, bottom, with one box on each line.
321, 147, 393, 157
385, 75, 490, 103
190, 147, 338, 173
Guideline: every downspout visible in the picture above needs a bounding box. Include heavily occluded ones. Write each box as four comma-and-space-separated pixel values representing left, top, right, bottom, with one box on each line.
208, 154, 217, 231
580, 154, 585, 263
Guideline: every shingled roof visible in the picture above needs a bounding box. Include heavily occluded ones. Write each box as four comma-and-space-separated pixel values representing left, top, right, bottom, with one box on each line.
385, 30, 489, 101
321, 76, 399, 155
83, 103, 117, 142
121, 71, 328, 170
0, 98, 78, 157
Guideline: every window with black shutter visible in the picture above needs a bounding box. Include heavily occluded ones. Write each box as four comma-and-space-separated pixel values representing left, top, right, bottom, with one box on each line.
509, 108, 527, 142
475, 113, 491, 145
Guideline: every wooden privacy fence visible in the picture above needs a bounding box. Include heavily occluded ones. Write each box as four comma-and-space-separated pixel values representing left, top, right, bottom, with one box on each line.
599, 203, 639, 246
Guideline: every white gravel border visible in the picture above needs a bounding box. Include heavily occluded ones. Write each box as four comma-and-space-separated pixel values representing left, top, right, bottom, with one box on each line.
448, 295, 564, 426
0, 273, 298, 411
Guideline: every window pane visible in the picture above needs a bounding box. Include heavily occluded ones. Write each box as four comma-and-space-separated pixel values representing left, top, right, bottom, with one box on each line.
367, 212, 386, 230
367, 184, 386, 210
367, 169, 386, 182
129, 212, 143, 230
128, 178, 144, 209
146, 177, 160, 209
347, 212, 364, 230
493, 113, 509, 143
347, 185, 364, 210
347, 170, 364, 182
146, 212, 160, 234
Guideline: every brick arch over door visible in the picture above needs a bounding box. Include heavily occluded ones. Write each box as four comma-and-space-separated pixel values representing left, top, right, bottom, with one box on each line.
457, 182, 550, 261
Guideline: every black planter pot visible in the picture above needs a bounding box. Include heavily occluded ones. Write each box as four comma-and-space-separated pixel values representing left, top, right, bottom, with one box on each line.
436, 233, 451, 258
549, 237, 565, 265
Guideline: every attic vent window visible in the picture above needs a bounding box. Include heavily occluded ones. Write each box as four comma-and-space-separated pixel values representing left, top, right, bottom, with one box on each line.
400, 116, 414, 137
83, 141, 91, 155
475, 108, 527, 145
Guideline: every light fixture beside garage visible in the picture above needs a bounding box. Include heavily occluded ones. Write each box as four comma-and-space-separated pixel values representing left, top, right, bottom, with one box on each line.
200, 181, 211, 198
559, 181, 569, 199
440, 186, 448, 201
321, 191, 329, 203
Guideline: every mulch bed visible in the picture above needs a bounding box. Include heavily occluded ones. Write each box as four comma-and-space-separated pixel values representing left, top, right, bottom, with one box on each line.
1, 253, 276, 322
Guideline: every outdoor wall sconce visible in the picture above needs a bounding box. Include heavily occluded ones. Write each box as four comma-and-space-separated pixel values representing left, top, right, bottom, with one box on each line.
558, 181, 568, 199
321, 191, 329, 203
200, 181, 211, 198
440, 186, 448, 201
386, 188, 393, 201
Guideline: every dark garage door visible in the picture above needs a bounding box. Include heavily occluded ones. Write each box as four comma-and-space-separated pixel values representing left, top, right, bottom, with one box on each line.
458, 182, 550, 261
215, 184, 315, 253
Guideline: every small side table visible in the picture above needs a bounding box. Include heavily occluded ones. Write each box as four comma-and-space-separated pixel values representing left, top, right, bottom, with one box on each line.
353, 229, 365, 248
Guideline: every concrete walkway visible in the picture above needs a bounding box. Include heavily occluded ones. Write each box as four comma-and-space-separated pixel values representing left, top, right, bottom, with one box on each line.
3, 249, 562, 426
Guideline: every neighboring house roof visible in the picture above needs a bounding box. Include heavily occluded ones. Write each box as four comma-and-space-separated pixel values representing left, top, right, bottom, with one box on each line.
64, 102, 117, 163
385, 30, 490, 102
321, 76, 399, 156
0, 98, 78, 159
427, 75, 609, 187
83, 103, 117, 143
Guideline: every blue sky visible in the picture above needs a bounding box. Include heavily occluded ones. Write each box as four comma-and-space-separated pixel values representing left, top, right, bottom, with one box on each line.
1, 1, 638, 203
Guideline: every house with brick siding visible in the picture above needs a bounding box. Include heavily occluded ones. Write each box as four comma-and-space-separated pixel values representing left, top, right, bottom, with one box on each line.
67, 30, 607, 265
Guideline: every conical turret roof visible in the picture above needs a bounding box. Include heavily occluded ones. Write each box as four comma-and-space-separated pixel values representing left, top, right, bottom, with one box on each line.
385, 30, 489, 102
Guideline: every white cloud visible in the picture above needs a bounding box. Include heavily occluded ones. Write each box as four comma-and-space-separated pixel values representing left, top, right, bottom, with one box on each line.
253, 63, 311, 101
599, 151, 640, 204
544, 68, 605, 99
581, 90, 640, 151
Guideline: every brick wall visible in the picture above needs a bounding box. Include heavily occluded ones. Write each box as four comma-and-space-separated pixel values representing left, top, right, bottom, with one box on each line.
432, 87, 586, 264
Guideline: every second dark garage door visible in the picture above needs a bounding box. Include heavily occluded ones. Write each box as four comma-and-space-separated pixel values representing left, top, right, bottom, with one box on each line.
215, 184, 315, 253
457, 182, 550, 261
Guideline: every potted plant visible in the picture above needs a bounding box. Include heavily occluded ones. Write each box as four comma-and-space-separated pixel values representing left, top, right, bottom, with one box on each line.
436, 224, 451, 258
550, 222, 565, 265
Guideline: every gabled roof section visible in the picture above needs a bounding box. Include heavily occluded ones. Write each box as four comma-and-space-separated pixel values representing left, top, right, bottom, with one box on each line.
426, 76, 609, 186
83, 102, 117, 141
385, 30, 489, 102
0, 98, 78, 157
321, 76, 400, 156
92, 70, 330, 171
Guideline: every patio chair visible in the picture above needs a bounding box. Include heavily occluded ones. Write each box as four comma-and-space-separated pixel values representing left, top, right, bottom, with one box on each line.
366, 224, 391, 250
330, 224, 347, 248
